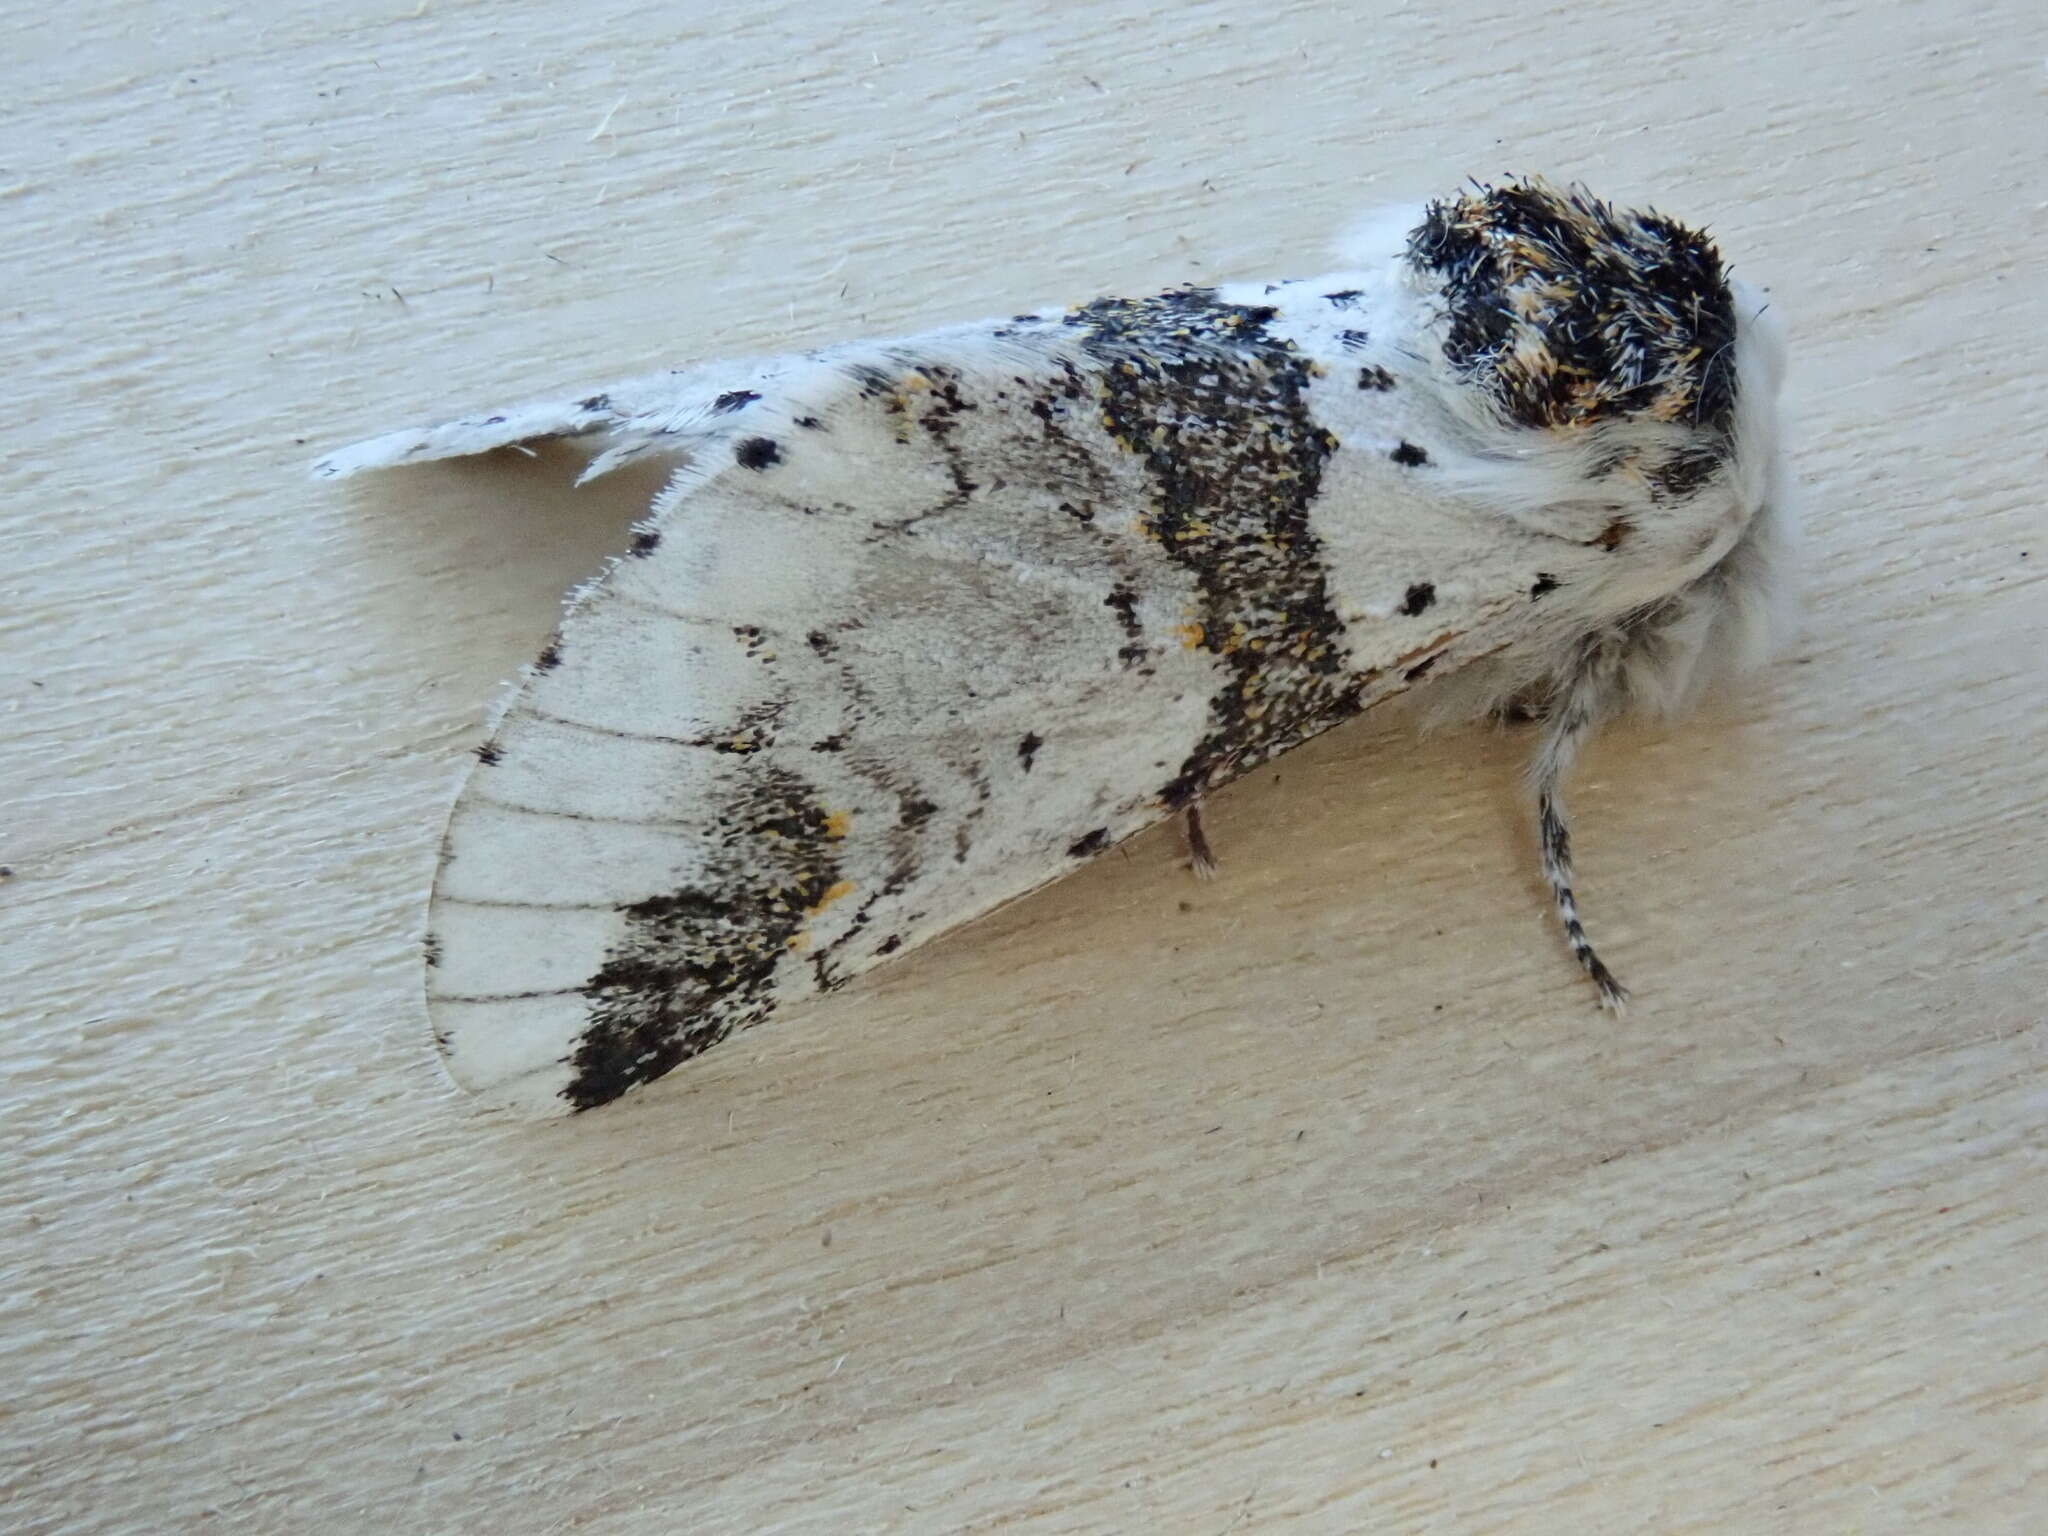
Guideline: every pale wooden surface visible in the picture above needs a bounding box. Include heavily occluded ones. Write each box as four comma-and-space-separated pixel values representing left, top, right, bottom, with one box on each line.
5, 0, 2044, 1530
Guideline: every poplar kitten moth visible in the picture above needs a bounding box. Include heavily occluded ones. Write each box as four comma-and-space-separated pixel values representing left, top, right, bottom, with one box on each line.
321, 178, 1790, 1116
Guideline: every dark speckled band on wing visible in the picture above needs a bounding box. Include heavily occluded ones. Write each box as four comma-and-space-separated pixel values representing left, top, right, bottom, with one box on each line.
565, 769, 847, 1110
1064, 290, 1360, 808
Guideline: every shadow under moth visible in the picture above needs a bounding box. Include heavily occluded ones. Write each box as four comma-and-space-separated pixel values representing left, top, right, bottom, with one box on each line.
320, 177, 1790, 1116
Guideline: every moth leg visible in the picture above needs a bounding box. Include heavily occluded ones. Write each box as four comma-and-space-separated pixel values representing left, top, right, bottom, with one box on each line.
1182, 802, 1219, 881
1536, 792, 1627, 1009
1528, 642, 1630, 1009
1495, 686, 1550, 725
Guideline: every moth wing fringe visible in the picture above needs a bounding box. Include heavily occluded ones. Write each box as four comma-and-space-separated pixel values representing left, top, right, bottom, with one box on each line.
309, 358, 804, 483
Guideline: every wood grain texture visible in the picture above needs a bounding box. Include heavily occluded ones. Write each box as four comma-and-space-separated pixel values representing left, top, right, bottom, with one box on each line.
3, 0, 2042, 1530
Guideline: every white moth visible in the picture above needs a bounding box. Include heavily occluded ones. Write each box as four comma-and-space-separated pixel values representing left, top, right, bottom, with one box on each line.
321, 178, 1789, 1116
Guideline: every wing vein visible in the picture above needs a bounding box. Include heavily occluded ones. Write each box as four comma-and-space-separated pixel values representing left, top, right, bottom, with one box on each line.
431, 987, 586, 1003
467, 791, 696, 828
434, 896, 621, 912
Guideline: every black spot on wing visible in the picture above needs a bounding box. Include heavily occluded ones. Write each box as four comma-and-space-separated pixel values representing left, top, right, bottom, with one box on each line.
712, 389, 761, 413
1104, 585, 1142, 638
629, 529, 662, 556
735, 436, 783, 470
474, 743, 502, 765
1067, 828, 1111, 858
1017, 733, 1043, 771
1400, 582, 1437, 616
1390, 441, 1430, 467
1356, 366, 1395, 391
1531, 573, 1560, 598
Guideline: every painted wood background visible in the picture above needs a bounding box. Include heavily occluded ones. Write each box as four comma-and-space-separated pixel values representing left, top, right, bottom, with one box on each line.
5, 0, 2042, 1529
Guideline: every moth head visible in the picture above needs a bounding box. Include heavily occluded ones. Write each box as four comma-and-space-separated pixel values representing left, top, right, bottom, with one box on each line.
1400, 179, 1794, 725
1405, 177, 1742, 434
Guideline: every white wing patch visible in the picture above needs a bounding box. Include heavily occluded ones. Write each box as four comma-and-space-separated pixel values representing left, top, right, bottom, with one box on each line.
324, 178, 1788, 1114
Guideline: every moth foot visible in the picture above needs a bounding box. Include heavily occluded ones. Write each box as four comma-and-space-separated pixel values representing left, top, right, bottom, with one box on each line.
1182, 805, 1219, 881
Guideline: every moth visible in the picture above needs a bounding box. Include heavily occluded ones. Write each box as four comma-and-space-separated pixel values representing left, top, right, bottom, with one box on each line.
320, 178, 1789, 1116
